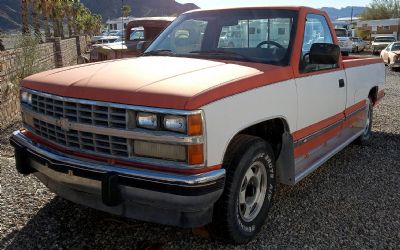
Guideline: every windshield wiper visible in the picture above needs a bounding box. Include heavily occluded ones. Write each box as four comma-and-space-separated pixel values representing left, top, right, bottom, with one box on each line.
142, 49, 176, 56
189, 50, 250, 60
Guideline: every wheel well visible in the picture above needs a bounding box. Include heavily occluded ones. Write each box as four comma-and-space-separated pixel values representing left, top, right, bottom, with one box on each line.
369, 86, 378, 104
225, 118, 288, 160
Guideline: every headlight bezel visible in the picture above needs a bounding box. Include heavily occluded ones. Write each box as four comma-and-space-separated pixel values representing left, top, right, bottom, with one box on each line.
136, 112, 158, 130
20, 91, 32, 105
163, 115, 187, 134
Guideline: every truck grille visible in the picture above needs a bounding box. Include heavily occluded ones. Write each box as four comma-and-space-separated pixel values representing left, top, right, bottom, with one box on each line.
33, 118, 129, 157
31, 94, 127, 129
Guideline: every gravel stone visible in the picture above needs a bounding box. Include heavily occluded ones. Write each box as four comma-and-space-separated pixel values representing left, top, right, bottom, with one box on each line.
1, 68, 399, 249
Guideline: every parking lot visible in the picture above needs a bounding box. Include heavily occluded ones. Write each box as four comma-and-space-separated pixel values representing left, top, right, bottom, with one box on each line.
0, 66, 399, 249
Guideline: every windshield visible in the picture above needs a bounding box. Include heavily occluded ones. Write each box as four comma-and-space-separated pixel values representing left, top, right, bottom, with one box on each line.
375, 37, 395, 42
392, 43, 400, 51
145, 9, 298, 65
335, 29, 348, 37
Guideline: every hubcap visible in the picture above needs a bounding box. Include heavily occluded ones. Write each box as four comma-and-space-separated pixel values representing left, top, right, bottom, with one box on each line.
364, 100, 371, 136
238, 162, 268, 222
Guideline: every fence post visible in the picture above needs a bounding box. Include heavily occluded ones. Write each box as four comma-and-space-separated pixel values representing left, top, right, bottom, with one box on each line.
53, 37, 63, 68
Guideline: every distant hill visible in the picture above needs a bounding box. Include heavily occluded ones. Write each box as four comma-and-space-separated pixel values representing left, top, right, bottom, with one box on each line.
0, 0, 199, 31
321, 6, 366, 20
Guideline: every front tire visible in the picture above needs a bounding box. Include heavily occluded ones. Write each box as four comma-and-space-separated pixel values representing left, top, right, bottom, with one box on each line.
355, 97, 373, 145
209, 135, 276, 244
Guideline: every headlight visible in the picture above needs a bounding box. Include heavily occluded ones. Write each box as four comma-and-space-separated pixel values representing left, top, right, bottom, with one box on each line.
21, 91, 32, 105
164, 115, 186, 133
137, 112, 158, 129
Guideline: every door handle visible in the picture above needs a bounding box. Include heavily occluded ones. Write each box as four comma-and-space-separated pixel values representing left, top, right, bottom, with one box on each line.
339, 79, 345, 88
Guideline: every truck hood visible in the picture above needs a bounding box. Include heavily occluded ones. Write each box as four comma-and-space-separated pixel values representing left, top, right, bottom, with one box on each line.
22, 56, 292, 110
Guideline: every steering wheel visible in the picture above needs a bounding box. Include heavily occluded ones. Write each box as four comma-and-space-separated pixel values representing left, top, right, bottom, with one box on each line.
256, 41, 284, 48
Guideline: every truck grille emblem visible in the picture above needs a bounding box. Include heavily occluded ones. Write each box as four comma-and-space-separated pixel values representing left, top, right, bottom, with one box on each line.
57, 118, 71, 132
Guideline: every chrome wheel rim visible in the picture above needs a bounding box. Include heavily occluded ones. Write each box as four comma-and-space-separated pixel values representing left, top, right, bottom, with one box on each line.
238, 161, 267, 222
364, 100, 371, 136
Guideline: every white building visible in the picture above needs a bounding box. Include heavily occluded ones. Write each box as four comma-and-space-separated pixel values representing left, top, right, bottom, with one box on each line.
357, 18, 400, 39
106, 16, 136, 31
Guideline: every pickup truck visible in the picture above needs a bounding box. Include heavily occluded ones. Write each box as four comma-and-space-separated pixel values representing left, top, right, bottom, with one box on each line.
11, 6, 385, 244
90, 17, 174, 62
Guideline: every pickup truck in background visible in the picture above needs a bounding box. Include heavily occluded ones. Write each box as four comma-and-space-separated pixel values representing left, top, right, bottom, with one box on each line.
334, 28, 353, 56
11, 6, 385, 244
90, 17, 174, 62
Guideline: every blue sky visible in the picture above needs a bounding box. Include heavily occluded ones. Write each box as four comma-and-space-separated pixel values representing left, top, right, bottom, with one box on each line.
177, 0, 371, 9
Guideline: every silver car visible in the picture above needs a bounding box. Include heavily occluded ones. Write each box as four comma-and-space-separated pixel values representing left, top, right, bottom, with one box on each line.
350, 37, 366, 53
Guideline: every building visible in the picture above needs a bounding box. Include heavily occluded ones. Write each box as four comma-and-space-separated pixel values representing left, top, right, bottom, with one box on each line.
357, 18, 400, 40
106, 16, 136, 31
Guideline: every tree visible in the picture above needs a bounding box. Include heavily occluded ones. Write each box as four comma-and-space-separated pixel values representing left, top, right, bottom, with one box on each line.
361, 0, 400, 20
31, 0, 41, 39
40, 0, 52, 38
21, 0, 29, 34
121, 4, 132, 17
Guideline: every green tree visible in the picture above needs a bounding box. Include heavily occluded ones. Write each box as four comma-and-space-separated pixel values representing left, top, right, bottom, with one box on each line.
121, 4, 132, 17
361, 0, 400, 20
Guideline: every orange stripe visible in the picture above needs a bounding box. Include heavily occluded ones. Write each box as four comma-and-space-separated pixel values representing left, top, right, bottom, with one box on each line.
294, 123, 343, 158
293, 100, 367, 158
344, 99, 366, 116
21, 130, 221, 175
343, 58, 383, 68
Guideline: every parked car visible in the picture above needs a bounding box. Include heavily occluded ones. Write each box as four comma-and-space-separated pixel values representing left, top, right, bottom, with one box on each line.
90, 17, 174, 62
380, 42, 400, 70
335, 28, 352, 55
350, 37, 366, 52
12, 6, 385, 244
372, 36, 396, 54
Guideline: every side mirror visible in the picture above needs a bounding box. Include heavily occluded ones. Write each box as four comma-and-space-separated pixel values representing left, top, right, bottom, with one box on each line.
309, 43, 340, 64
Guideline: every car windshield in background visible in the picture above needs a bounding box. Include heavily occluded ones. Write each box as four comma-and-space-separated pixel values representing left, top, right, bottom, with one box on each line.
392, 43, 400, 51
375, 37, 396, 42
145, 9, 298, 65
335, 29, 347, 37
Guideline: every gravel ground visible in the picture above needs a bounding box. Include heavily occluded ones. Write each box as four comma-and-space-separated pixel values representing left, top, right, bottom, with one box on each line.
1, 69, 399, 250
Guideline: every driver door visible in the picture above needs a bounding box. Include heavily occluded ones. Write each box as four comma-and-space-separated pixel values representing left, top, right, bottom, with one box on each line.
294, 14, 346, 172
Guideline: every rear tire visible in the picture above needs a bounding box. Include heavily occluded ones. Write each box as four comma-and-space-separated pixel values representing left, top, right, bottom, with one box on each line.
209, 135, 276, 244
355, 97, 373, 145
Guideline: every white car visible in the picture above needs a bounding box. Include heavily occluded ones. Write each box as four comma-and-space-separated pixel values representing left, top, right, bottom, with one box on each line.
372, 36, 397, 54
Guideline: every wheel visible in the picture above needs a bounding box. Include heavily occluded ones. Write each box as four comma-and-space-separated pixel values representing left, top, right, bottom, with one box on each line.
209, 135, 276, 244
355, 97, 373, 145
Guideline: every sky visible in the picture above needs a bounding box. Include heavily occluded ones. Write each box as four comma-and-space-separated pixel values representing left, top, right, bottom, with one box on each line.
176, 0, 372, 9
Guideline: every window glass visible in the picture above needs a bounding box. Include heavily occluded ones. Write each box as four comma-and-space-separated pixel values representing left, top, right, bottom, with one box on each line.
217, 18, 292, 49
300, 14, 337, 73
146, 10, 298, 65
156, 19, 208, 54
130, 30, 144, 40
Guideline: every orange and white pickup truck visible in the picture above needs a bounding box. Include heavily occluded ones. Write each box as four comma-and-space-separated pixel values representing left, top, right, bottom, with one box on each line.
11, 6, 385, 244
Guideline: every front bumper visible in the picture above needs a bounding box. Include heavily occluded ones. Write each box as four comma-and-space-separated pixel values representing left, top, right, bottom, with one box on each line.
389, 62, 400, 68
339, 46, 353, 53
10, 130, 225, 228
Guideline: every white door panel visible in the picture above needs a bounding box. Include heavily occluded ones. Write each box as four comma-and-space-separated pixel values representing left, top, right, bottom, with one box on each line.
295, 70, 347, 130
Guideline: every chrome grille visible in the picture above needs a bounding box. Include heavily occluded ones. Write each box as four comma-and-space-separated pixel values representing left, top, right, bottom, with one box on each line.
33, 118, 129, 157
31, 94, 127, 129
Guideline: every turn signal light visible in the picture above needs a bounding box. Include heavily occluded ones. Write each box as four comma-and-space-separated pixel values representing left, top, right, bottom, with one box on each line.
188, 114, 203, 136
188, 144, 204, 165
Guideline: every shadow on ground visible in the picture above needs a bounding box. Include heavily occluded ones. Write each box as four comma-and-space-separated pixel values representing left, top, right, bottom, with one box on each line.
1, 131, 399, 250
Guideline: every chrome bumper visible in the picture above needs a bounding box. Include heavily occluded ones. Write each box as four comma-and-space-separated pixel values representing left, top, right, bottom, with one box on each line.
10, 130, 225, 227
